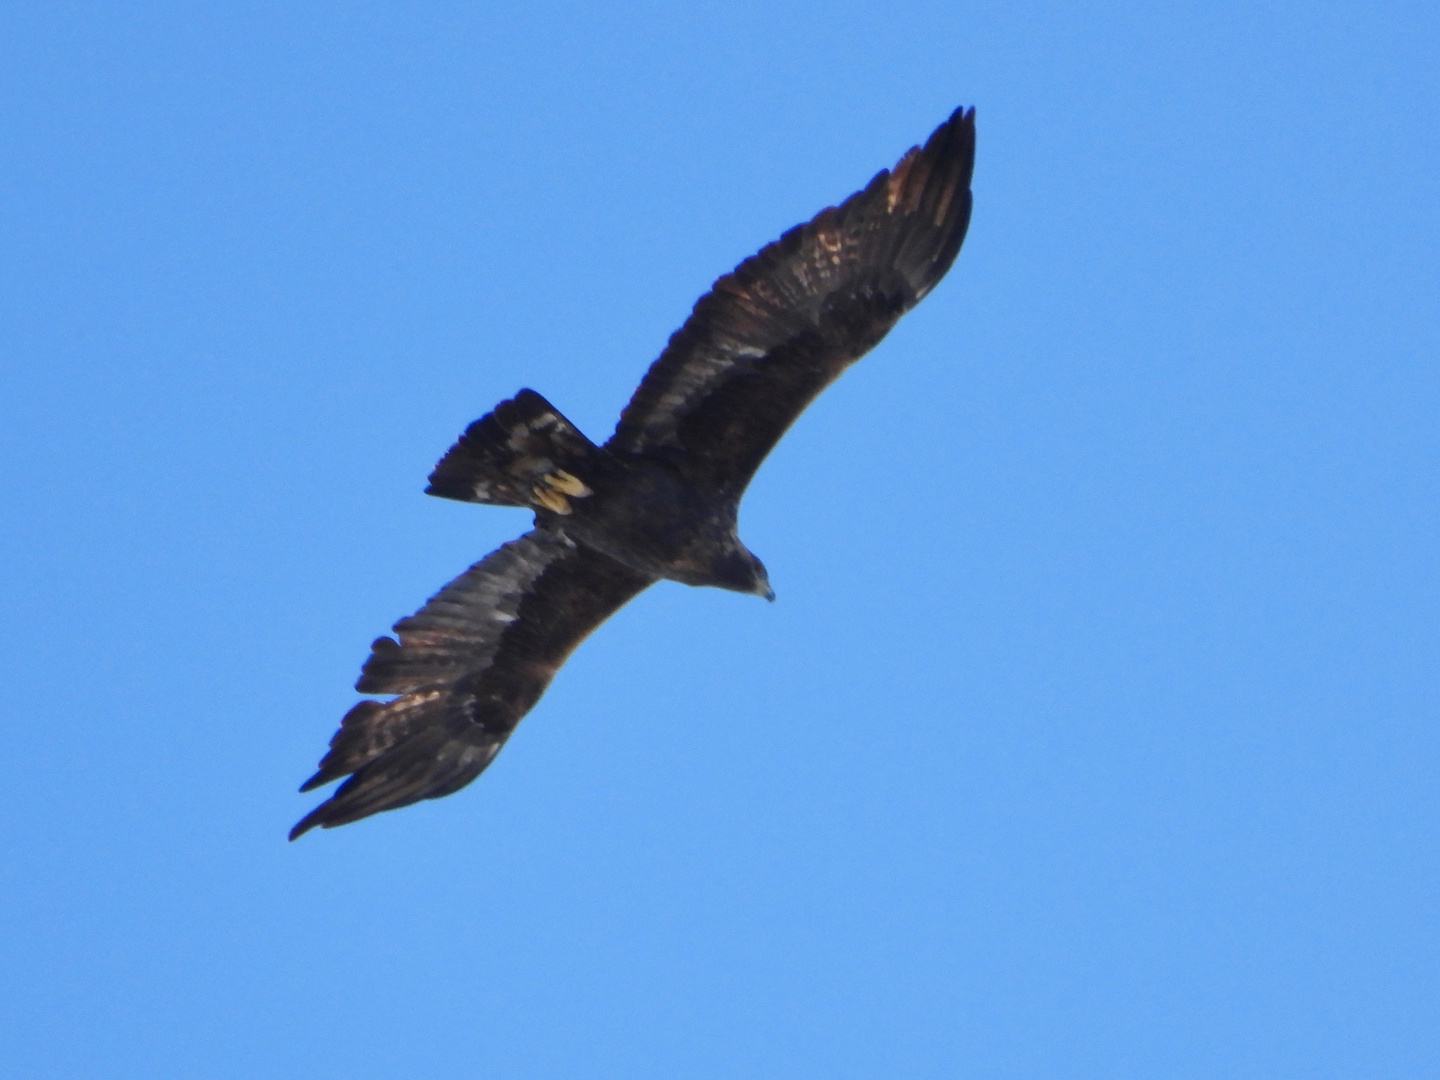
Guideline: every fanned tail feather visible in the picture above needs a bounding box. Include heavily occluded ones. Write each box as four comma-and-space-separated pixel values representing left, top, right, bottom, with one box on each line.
426, 389, 599, 513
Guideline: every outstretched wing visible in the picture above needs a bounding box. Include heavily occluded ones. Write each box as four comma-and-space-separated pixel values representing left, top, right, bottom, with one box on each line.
291, 530, 654, 839
608, 106, 975, 497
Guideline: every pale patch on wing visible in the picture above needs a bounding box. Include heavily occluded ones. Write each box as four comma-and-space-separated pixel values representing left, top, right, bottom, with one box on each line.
884, 148, 917, 211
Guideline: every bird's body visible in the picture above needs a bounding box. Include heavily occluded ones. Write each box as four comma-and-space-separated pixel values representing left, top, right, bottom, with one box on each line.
291, 106, 976, 839
532, 445, 761, 594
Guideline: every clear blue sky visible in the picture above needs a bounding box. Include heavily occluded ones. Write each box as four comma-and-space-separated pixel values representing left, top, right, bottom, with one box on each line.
2, 2, 1436, 1077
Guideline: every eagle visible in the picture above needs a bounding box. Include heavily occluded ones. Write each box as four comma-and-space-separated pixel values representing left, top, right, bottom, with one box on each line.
291, 106, 976, 839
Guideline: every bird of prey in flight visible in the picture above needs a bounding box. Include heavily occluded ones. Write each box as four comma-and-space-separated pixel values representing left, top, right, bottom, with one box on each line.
291, 106, 976, 839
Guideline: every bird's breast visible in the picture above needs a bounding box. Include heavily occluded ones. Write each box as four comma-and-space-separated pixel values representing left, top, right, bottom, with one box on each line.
552, 458, 734, 583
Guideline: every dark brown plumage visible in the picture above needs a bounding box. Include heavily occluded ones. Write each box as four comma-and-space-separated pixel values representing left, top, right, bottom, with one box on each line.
291, 107, 976, 839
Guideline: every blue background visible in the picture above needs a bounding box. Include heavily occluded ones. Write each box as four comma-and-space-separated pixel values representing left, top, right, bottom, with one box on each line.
3, 2, 1436, 1076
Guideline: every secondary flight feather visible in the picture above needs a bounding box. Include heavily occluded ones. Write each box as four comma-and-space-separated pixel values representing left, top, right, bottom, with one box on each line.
291, 106, 976, 839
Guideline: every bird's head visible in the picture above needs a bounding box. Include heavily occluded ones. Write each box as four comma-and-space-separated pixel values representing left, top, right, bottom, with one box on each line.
713, 545, 774, 602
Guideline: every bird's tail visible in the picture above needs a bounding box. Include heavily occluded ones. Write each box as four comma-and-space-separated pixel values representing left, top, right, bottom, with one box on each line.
425, 389, 600, 514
